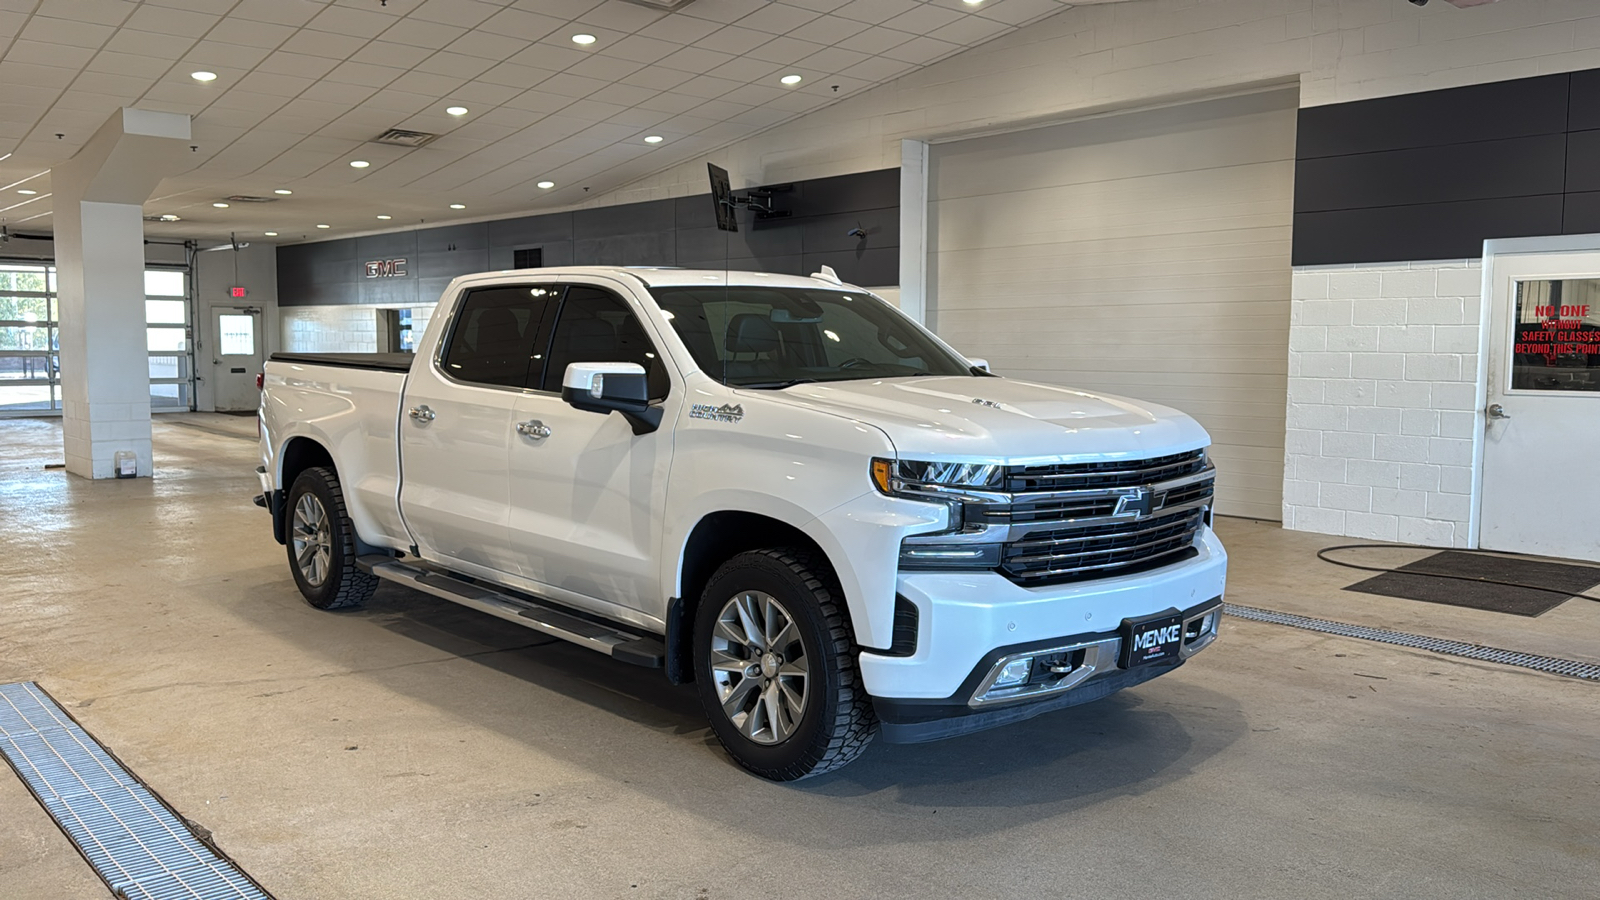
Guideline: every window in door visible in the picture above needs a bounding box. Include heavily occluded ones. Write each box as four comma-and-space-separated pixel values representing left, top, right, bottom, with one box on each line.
540, 285, 669, 399
1510, 278, 1600, 392
145, 268, 192, 410
0, 263, 57, 414
438, 285, 560, 388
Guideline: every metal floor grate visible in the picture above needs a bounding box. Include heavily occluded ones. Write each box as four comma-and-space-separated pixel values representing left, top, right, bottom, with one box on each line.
1224, 604, 1600, 681
0, 682, 273, 900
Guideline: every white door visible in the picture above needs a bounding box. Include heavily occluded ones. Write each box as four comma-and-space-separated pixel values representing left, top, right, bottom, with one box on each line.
212, 307, 262, 411
926, 88, 1297, 520
506, 283, 676, 621
1481, 250, 1600, 561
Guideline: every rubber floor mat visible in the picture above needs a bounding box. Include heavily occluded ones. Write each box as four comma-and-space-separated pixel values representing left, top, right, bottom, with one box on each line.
1344, 550, 1600, 617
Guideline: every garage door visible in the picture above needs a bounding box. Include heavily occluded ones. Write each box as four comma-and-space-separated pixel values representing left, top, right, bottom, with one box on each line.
927, 88, 1297, 520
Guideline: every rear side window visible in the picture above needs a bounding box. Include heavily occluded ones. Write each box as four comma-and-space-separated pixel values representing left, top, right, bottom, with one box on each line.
541, 285, 670, 400
439, 285, 560, 388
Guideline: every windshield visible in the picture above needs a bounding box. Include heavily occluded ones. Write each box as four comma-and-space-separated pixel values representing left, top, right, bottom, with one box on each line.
650, 285, 974, 387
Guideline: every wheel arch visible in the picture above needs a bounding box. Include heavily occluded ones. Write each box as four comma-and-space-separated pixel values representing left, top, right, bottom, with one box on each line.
666, 510, 832, 684
275, 437, 335, 543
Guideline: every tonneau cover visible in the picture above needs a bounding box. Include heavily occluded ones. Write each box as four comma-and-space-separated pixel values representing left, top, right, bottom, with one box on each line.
269, 352, 414, 372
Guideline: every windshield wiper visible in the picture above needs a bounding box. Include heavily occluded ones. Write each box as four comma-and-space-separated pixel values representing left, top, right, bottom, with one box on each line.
737, 378, 823, 389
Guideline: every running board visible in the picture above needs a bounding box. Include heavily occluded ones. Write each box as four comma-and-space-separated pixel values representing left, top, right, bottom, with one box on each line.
358, 556, 665, 668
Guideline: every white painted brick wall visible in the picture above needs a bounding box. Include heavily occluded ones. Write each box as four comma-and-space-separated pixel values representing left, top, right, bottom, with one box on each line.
282, 307, 380, 353
1284, 260, 1483, 548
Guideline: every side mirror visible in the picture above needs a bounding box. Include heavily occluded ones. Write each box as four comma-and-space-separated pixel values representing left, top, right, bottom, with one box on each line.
967, 357, 991, 373
562, 362, 663, 434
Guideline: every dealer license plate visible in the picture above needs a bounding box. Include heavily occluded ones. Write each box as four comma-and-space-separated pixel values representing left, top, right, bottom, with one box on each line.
1120, 612, 1184, 668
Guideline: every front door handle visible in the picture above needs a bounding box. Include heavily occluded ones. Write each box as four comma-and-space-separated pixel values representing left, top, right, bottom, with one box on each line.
408, 405, 435, 422
1487, 403, 1510, 420
516, 419, 552, 440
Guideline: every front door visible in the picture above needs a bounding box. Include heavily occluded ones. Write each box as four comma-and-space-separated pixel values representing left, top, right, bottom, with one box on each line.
398, 283, 557, 578
212, 306, 262, 411
1481, 250, 1600, 561
506, 282, 677, 622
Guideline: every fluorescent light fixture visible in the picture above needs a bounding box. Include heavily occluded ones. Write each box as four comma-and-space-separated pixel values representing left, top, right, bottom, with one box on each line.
0, 153, 10, 162
213, 202, 229, 208
350, 160, 370, 168
537, 181, 554, 189
376, 215, 391, 220
274, 189, 292, 195
780, 74, 802, 85
450, 203, 466, 209
191, 71, 218, 82
571, 33, 596, 45
316, 224, 330, 229
643, 135, 663, 143
264, 231, 278, 236
17, 189, 36, 195
446, 106, 468, 116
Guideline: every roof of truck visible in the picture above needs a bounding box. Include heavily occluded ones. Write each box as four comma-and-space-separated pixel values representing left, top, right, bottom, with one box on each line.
480, 266, 857, 291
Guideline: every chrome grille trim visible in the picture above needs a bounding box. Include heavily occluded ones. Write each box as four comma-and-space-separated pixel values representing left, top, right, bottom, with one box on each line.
1000, 508, 1205, 585
1005, 448, 1206, 492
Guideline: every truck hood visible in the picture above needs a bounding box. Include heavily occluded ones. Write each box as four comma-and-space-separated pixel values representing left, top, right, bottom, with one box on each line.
741, 376, 1210, 463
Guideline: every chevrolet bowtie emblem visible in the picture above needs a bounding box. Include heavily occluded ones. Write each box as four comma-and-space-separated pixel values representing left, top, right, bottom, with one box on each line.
1114, 487, 1157, 519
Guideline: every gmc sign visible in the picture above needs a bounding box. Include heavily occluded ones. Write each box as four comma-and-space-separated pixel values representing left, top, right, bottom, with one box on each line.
365, 258, 407, 278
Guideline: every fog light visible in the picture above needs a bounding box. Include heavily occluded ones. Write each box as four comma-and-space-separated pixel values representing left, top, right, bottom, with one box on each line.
993, 657, 1033, 688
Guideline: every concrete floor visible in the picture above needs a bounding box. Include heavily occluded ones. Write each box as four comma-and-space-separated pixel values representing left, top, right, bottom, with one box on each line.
2, 414, 1598, 900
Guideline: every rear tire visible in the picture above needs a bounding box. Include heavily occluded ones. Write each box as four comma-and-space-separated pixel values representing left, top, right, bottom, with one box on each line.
693, 548, 877, 780
285, 466, 378, 610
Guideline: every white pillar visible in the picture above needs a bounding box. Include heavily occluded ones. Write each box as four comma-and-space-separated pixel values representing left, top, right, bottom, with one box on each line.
52, 108, 191, 479
898, 139, 930, 326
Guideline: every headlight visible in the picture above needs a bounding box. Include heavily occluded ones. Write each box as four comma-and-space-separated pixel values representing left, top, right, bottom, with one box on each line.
872, 457, 1006, 572
870, 457, 1001, 494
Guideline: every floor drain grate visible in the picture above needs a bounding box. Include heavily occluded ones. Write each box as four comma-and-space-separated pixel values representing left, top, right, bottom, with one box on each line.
0, 682, 273, 900
1224, 604, 1600, 681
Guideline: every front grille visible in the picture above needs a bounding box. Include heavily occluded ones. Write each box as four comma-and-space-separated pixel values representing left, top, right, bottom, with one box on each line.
1000, 507, 1205, 586
1005, 448, 1206, 493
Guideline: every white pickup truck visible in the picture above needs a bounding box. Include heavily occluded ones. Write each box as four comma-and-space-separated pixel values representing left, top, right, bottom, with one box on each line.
256, 266, 1225, 780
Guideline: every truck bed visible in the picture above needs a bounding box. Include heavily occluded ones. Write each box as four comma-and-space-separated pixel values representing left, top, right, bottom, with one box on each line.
269, 352, 414, 372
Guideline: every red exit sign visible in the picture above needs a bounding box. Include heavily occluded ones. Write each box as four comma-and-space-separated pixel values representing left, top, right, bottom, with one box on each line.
229, 287, 247, 298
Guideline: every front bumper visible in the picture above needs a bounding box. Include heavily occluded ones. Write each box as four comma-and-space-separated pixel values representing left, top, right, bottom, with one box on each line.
871, 596, 1220, 743
857, 527, 1226, 740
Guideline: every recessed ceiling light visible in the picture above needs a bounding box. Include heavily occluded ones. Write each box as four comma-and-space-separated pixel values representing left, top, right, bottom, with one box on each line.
537, 181, 555, 189
780, 74, 803, 85
963, 0, 983, 5
376, 215, 391, 220
316, 224, 330, 229
571, 33, 596, 45
274, 189, 292, 195
191, 71, 217, 83
17, 189, 36, 195
643, 135, 663, 144
350, 160, 370, 168
213, 202, 229, 208
264, 231, 278, 236
450, 204, 466, 209
446, 106, 469, 116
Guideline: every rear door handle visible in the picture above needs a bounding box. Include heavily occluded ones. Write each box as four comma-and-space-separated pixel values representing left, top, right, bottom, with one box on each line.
516, 419, 551, 439
408, 405, 435, 422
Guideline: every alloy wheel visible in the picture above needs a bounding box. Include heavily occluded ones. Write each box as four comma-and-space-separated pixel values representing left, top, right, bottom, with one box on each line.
708, 591, 810, 745
291, 493, 332, 588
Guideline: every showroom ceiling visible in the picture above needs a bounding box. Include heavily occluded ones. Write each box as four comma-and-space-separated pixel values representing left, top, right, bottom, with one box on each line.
0, 0, 1085, 243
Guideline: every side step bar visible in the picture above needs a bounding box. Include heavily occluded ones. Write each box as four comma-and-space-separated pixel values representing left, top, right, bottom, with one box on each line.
358, 556, 665, 668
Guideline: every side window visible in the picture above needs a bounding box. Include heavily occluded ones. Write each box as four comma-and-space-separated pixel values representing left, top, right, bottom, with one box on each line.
541, 285, 669, 400
439, 285, 560, 388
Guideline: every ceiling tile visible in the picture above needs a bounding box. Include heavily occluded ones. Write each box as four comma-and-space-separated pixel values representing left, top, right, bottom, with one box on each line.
324, 60, 406, 89
410, 0, 501, 29
539, 71, 610, 99
478, 62, 555, 90
306, 5, 398, 39
6, 40, 97, 70
736, 3, 822, 35
975, 0, 1070, 26
586, 82, 656, 107
656, 45, 734, 74
576, 0, 668, 32
205, 18, 296, 49
636, 14, 721, 44
598, 34, 680, 65
880, 34, 962, 64
679, 0, 769, 24
694, 25, 772, 56
349, 41, 435, 69
388, 70, 470, 98
802, 46, 872, 73
379, 18, 468, 50
705, 56, 783, 83
20, 16, 114, 49
835, 25, 916, 54
928, 15, 1013, 44
508, 42, 587, 72
785, 14, 872, 45
413, 51, 498, 80
84, 51, 169, 79
445, 31, 531, 62
478, 8, 564, 43
565, 54, 645, 82
780, 0, 855, 12
298, 80, 378, 105
358, 88, 440, 114
604, 105, 673, 128
124, 4, 218, 37
832, 0, 920, 26
619, 65, 695, 91
745, 36, 829, 65
278, 30, 366, 60
35, 0, 133, 27
840, 55, 916, 82
183, 40, 273, 69
448, 80, 524, 105
500, 89, 572, 114
231, 0, 323, 27
103, 28, 196, 59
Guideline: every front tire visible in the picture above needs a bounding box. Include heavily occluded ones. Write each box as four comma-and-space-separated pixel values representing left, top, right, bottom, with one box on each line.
285, 466, 378, 610
693, 548, 877, 780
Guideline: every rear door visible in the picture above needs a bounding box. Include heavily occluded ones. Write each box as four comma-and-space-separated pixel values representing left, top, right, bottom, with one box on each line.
505, 282, 678, 619
399, 283, 558, 577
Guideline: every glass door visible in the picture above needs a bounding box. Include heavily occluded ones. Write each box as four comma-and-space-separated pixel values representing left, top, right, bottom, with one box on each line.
0, 263, 58, 415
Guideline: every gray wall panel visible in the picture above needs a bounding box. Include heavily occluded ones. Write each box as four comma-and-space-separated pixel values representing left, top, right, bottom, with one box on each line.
418, 222, 488, 253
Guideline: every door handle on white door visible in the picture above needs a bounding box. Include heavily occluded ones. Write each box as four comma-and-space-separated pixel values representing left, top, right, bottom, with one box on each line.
1487, 403, 1510, 420
408, 405, 436, 422
516, 420, 552, 439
